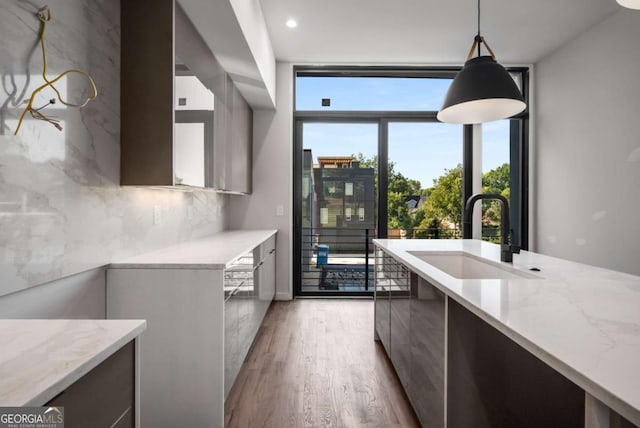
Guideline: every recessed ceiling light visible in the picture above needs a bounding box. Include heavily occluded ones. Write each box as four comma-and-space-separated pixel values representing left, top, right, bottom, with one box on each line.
286, 18, 298, 28
617, 0, 640, 9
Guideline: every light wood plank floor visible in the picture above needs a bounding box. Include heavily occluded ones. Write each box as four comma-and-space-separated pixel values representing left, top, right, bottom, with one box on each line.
225, 299, 420, 428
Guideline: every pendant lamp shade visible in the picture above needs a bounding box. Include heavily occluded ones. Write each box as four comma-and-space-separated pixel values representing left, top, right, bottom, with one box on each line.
437, 0, 526, 124
617, 0, 640, 9
437, 56, 526, 124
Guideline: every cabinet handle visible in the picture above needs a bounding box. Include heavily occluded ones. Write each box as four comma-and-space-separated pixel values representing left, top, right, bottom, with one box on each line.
269, 249, 276, 254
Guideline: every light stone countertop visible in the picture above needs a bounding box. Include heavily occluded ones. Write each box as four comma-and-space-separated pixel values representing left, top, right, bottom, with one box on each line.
0, 319, 146, 406
374, 238, 640, 426
110, 230, 277, 269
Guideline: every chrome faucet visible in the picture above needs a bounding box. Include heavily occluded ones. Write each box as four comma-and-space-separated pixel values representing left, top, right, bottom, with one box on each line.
463, 193, 520, 263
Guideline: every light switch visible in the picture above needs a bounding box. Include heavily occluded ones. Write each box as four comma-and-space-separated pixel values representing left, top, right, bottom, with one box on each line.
276, 205, 284, 216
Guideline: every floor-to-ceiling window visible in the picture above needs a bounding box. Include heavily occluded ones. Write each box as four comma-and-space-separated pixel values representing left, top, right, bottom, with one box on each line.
293, 67, 529, 296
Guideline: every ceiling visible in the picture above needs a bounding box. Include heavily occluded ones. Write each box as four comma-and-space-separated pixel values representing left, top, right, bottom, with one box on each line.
259, 0, 620, 64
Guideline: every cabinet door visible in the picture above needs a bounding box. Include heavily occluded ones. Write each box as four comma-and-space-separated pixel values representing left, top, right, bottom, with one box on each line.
120, 0, 174, 186
389, 261, 412, 390
409, 275, 445, 427
224, 282, 240, 400
447, 299, 585, 428
227, 83, 253, 194
47, 341, 134, 428
212, 75, 252, 194
213, 75, 231, 190
260, 236, 276, 303
238, 267, 260, 362
121, 0, 225, 187
374, 248, 391, 354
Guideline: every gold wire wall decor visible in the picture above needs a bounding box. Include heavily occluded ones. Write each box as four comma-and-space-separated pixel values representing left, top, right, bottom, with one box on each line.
14, 5, 98, 134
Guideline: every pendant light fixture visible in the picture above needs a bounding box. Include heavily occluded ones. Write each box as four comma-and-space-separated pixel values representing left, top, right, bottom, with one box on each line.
617, 0, 640, 9
438, 0, 526, 124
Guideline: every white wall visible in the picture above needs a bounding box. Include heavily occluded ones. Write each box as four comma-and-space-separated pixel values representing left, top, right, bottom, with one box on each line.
0, 0, 226, 316
535, 9, 640, 275
228, 62, 293, 299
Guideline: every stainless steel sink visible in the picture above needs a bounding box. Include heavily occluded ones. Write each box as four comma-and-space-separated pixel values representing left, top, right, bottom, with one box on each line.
407, 251, 539, 279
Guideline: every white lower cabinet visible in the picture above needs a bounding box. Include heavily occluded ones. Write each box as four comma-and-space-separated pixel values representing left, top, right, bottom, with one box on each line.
107, 232, 276, 428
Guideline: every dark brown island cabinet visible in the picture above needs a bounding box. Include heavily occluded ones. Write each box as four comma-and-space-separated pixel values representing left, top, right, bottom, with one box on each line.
46, 341, 136, 428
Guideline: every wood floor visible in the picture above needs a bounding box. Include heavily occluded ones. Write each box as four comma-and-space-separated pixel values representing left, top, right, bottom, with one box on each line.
225, 299, 420, 428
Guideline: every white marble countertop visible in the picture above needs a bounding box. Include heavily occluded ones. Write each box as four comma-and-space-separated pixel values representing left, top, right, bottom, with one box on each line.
0, 319, 146, 406
374, 239, 640, 425
110, 229, 277, 269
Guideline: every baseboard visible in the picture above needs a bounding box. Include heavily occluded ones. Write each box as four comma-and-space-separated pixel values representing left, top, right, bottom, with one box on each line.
275, 291, 292, 301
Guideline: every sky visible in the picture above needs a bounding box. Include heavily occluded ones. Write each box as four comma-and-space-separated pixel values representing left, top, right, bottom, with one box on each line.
297, 76, 510, 188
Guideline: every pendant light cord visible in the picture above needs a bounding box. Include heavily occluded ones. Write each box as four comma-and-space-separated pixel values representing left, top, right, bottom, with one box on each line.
477, 0, 481, 56
465, 0, 497, 61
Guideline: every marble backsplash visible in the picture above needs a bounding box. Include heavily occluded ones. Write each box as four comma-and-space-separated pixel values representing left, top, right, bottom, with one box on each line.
0, 1, 226, 296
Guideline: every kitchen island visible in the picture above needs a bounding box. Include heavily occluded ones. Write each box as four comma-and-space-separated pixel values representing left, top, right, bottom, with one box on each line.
374, 239, 640, 428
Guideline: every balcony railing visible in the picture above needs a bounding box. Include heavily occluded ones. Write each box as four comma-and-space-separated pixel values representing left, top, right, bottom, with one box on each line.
302, 227, 374, 292
388, 226, 502, 242
300, 226, 502, 293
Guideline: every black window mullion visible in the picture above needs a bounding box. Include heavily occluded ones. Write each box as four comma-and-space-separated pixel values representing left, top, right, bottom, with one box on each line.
378, 119, 389, 239
462, 124, 474, 239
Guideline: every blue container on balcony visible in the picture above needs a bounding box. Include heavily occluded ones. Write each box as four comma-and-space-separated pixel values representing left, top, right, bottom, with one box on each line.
316, 245, 329, 266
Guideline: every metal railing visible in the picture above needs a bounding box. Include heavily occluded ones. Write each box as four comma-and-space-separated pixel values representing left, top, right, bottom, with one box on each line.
300, 226, 502, 292
388, 226, 502, 242
302, 227, 374, 292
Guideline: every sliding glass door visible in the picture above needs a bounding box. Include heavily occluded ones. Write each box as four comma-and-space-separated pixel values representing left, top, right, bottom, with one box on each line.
298, 122, 378, 294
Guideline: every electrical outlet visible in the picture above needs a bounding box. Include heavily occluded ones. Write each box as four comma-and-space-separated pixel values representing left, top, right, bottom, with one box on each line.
187, 206, 194, 220
153, 205, 162, 225
276, 205, 284, 216
216, 205, 222, 217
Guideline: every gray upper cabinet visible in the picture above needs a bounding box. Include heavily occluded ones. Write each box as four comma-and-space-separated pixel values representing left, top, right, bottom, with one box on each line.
121, 0, 252, 193
213, 75, 253, 194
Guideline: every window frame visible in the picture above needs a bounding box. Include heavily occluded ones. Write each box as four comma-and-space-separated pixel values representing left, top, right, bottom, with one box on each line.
292, 66, 530, 297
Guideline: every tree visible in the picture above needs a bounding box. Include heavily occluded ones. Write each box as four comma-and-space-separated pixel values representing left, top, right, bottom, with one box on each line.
481, 163, 510, 228
482, 163, 510, 195
353, 153, 422, 232
350, 155, 510, 240
425, 164, 463, 230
